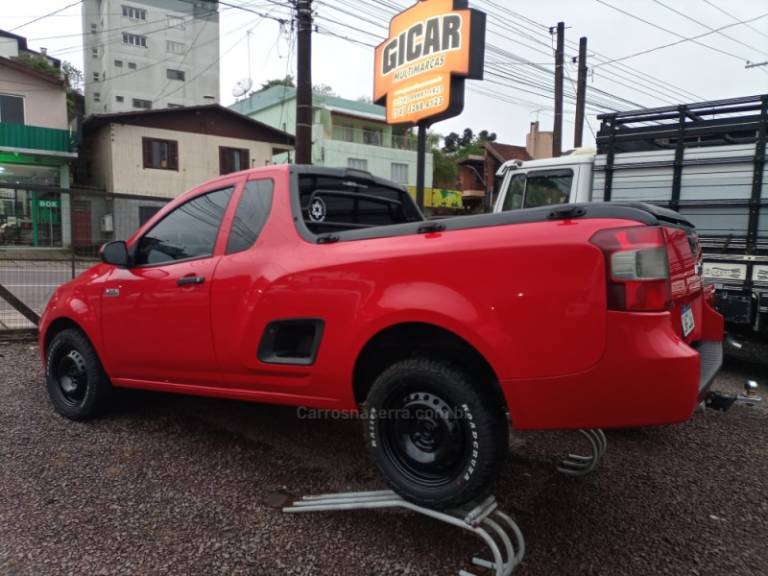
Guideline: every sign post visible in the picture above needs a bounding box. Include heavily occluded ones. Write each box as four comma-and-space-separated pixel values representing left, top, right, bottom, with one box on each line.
373, 0, 486, 210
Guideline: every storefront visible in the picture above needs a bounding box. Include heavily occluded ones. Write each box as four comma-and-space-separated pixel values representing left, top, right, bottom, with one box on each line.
0, 158, 70, 248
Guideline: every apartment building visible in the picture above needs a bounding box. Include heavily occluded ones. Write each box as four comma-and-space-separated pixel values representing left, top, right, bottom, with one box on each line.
82, 0, 220, 116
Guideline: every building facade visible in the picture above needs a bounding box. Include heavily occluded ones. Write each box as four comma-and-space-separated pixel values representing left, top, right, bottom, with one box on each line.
82, 0, 220, 116
76, 105, 293, 244
0, 56, 76, 249
230, 86, 433, 189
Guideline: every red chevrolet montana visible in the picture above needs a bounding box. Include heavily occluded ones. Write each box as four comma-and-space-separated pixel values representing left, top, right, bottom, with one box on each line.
39, 165, 723, 508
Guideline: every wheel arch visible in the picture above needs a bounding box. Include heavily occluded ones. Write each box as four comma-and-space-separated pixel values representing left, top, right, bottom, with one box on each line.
352, 322, 507, 411
43, 317, 91, 356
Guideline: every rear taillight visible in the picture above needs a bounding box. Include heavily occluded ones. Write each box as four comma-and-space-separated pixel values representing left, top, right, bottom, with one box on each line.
591, 226, 671, 312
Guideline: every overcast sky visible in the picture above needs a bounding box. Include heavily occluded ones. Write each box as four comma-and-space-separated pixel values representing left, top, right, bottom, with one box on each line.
6, 0, 768, 148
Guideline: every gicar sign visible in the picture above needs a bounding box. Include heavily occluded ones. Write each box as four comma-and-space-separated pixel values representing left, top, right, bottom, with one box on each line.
374, 0, 486, 126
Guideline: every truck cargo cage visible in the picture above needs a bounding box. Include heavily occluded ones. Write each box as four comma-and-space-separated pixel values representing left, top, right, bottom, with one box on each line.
283, 490, 525, 576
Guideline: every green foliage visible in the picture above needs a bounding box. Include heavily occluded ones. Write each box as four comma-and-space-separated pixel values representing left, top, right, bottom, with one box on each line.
433, 148, 458, 189
13, 53, 61, 80
442, 128, 497, 158
258, 76, 295, 92
312, 84, 336, 97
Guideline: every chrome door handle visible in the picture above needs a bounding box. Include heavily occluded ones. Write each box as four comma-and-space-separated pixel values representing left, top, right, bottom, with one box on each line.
177, 276, 205, 287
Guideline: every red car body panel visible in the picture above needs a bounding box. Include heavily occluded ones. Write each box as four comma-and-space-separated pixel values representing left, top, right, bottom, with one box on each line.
39, 165, 723, 429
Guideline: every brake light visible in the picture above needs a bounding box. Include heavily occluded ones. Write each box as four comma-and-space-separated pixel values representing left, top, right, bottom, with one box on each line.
591, 226, 671, 311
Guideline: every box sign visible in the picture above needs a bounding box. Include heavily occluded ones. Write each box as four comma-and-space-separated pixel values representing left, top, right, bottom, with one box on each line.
374, 0, 486, 126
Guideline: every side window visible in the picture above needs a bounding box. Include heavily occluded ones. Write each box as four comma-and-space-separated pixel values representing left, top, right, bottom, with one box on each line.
226, 179, 274, 254
523, 170, 573, 208
135, 187, 233, 265
501, 174, 525, 211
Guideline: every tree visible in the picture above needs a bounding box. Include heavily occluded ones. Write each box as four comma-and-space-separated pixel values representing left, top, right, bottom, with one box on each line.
441, 127, 498, 158
357, 95, 373, 104
312, 84, 336, 97
258, 76, 295, 92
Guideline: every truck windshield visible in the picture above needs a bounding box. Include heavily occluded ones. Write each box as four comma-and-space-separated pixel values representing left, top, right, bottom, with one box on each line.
501, 169, 573, 211
297, 174, 423, 234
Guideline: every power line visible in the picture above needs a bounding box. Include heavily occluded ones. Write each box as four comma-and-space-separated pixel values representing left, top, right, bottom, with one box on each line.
650, 0, 768, 58
701, 0, 768, 41
593, 0, 762, 63
593, 7, 768, 67
9, 0, 83, 32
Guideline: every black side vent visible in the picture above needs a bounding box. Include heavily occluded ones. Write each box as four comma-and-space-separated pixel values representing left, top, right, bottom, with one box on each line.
258, 319, 325, 366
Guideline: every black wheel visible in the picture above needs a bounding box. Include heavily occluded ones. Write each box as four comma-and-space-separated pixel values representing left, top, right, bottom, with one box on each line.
46, 328, 112, 421
364, 358, 508, 509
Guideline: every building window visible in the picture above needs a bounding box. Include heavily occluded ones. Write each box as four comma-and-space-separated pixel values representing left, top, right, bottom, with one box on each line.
115, 95, 124, 103
166, 68, 185, 81
142, 138, 178, 171
122, 32, 147, 48
114, 59, 123, 67
391, 163, 409, 185
363, 127, 383, 146
133, 98, 152, 110
219, 147, 250, 175
348, 158, 368, 171
166, 40, 185, 54
128, 62, 137, 70
93, 72, 100, 82
91, 47, 98, 58
0, 94, 25, 124
90, 22, 97, 33
93, 92, 101, 103
336, 124, 354, 142
122, 5, 147, 20
167, 16, 185, 29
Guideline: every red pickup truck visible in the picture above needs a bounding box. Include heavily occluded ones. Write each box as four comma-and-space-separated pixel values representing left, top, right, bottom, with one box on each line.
39, 165, 723, 508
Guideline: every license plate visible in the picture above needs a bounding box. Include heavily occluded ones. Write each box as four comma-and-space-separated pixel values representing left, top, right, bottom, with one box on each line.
681, 304, 695, 337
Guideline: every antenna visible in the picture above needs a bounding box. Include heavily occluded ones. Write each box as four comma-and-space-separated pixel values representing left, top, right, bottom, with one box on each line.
232, 78, 254, 99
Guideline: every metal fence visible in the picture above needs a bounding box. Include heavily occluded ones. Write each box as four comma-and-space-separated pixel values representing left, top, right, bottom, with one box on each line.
0, 187, 170, 334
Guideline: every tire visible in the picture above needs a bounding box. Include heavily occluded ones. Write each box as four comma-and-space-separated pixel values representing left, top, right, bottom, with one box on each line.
364, 358, 508, 509
45, 328, 113, 421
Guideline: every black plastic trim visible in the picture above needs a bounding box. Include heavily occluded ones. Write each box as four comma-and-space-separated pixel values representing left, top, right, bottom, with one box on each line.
257, 318, 325, 366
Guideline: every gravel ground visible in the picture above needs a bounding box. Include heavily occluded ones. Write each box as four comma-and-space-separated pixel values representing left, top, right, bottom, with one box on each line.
1, 341, 767, 576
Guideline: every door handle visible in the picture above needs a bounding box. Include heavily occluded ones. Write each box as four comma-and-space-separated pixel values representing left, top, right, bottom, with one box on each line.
177, 275, 205, 287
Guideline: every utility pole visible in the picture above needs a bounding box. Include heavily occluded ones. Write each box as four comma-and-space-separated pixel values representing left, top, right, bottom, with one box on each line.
574, 36, 588, 149
295, 0, 313, 165
553, 21, 564, 158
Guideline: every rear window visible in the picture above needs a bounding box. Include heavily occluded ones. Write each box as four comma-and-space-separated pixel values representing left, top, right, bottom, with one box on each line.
297, 174, 422, 235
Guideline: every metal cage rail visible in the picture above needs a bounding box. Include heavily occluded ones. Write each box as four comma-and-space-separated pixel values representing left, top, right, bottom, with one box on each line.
284, 490, 525, 576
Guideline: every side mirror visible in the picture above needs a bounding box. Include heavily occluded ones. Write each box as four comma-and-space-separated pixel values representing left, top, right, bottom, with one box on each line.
100, 240, 130, 267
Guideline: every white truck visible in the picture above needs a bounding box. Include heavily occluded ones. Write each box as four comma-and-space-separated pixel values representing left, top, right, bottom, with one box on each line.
493, 94, 768, 334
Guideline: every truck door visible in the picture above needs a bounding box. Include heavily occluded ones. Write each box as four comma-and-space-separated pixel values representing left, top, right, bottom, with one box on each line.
100, 185, 236, 386
496, 169, 575, 212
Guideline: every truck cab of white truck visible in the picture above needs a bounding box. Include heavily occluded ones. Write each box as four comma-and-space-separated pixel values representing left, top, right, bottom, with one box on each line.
493, 94, 768, 334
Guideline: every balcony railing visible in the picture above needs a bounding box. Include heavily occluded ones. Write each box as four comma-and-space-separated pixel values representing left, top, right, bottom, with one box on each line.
0, 123, 76, 154
331, 126, 417, 151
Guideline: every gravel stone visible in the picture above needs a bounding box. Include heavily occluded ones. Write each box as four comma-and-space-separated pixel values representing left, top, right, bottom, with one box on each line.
0, 341, 766, 575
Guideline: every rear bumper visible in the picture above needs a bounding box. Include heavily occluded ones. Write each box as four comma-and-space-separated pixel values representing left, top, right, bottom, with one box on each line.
502, 295, 724, 431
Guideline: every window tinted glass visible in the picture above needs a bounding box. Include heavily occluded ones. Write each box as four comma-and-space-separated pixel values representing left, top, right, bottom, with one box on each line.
501, 174, 525, 211
227, 180, 273, 254
523, 170, 572, 208
135, 187, 233, 265
0, 95, 25, 124
298, 175, 421, 234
